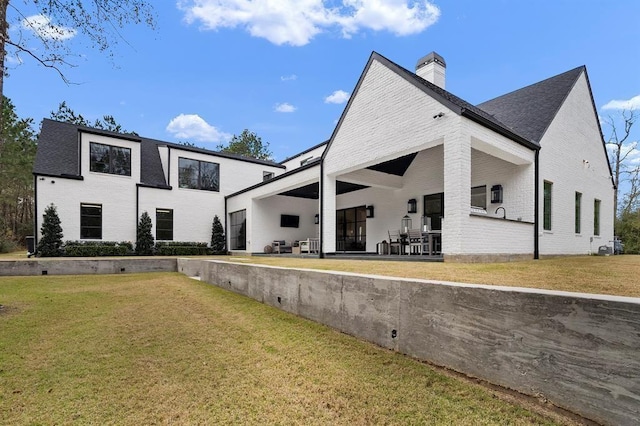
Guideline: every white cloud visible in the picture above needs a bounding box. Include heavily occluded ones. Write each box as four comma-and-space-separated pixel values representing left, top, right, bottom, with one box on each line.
602, 95, 640, 111
21, 14, 77, 41
275, 102, 296, 112
325, 89, 350, 104
166, 114, 231, 142
281, 74, 298, 81
178, 0, 440, 46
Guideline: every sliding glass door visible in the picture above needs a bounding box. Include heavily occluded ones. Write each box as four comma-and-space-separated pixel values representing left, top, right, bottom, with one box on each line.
336, 206, 367, 252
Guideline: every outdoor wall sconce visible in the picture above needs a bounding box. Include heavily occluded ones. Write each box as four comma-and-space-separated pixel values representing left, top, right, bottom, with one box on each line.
314, 214, 320, 224
366, 205, 374, 218
407, 198, 417, 214
401, 215, 412, 233
491, 185, 503, 204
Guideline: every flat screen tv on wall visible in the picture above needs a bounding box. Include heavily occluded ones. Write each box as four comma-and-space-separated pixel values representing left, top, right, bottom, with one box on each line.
280, 214, 300, 228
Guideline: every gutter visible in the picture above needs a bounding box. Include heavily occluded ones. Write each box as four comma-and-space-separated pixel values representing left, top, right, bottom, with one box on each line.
534, 150, 540, 259
319, 160, 324, 258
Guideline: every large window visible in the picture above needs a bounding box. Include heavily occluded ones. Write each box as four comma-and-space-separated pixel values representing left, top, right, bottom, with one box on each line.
156, 209, 173, 241
543, 181, 552, 231
80, 203, 102, 239
230, 210, 246, 250
90, 142, 131, 176
471, 185, 487, 210
594, 199, 601, 236
178, 157, 219, 191
575, 192, 582, 234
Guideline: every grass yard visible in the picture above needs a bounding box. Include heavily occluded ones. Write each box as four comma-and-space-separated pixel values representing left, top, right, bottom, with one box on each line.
219, 255, 640, 298
0, 273, 577, 425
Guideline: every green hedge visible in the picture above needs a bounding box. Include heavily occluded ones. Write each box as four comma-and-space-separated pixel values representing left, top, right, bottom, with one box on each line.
154, 241, 210, 256
63, 241, 134, 257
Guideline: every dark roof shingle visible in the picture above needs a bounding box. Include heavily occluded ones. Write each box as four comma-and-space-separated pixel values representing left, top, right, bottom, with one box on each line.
477, 66, 585, 144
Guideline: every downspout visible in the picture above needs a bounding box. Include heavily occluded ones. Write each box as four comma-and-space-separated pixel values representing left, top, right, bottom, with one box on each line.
224, 196, 228, 254
534, 149, 540, 259
33, 175, 38, 251
319, 160, 324, 258
136, 185, 140, 234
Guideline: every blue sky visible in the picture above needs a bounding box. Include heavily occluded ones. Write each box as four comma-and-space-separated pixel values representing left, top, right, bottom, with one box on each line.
6, 1, 640, 162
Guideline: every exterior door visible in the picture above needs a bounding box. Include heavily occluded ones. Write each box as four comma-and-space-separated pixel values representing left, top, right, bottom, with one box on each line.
336, 206, 367, 251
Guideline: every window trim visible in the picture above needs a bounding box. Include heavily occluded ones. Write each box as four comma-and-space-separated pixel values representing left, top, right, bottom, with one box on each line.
89, 142, 131, 176
80, 203, 102, 240
156, 208, 174, 241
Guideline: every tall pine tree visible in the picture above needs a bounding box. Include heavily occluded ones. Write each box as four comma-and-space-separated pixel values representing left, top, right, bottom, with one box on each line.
211, 215, 225, 254
37, 204, 63, 257
136, 212, 154, 255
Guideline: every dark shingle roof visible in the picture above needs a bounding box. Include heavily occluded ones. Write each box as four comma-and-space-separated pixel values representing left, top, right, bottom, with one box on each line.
34, 119, 83, 178
477, 66, 585, 144
34, 119, 283, 186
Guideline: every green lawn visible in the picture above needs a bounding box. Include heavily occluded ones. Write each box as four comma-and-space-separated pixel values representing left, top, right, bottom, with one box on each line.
217, 254, 640, 298
0, 273, 574, 425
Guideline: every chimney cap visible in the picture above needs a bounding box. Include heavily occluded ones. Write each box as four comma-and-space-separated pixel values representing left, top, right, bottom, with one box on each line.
416, 51, 446, 70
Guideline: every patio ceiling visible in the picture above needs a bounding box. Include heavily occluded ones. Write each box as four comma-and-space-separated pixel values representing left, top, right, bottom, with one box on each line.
279, 181, 369, 199
366, 152, 417, 176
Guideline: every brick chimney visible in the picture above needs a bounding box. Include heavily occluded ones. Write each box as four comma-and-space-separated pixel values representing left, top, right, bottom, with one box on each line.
416, 52, 446, 89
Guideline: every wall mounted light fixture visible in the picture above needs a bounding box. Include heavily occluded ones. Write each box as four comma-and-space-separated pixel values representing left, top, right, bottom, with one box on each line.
366, 205, 374, 218
407, 198, 417, 214
314, 214, 319, 224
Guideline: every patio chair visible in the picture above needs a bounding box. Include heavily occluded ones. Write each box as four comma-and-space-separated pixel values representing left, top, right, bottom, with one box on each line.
388, 230, 402, 255
407, 229, 424, 255
300, 238, 319, 254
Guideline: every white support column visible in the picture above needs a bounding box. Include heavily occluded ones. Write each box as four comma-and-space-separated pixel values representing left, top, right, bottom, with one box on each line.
322, 175, 337, 253
443, 129, 471, 255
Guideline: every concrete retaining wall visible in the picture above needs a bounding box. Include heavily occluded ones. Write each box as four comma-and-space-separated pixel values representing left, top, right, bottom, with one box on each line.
0, 258, 177, 276
190, 259, 640, 426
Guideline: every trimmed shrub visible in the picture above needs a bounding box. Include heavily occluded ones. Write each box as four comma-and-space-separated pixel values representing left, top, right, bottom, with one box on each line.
63, 241, 134, 257
154, 241, 210, 256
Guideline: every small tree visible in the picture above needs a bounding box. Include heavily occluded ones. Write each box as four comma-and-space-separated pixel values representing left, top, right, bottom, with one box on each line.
37, 204, 63, 257
210, 215, 225, 254
136, 211, 154, 255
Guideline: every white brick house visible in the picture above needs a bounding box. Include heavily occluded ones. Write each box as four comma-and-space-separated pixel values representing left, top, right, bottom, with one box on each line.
34, 51, 614, 261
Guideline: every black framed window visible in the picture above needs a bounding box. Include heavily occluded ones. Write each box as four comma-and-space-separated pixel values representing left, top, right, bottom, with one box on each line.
90, 142, 131, 176
543, 181, 552, 231
424, 192, 444, 231
178, 157, 219, 191
575, 192, 582, 234
230, 210, 246, 250
594, 199, 601, 236
80, 203, 102, 239
471, 185, 487, 209
156, 209, 173, 241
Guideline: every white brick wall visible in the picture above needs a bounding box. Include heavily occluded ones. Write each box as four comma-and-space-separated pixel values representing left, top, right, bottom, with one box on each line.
321, 57, 536, 257
36, 133, 281, 245
538, 73, 615, 255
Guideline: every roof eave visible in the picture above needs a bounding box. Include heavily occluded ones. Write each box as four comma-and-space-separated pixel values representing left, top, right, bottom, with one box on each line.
461, 108, 540, 151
